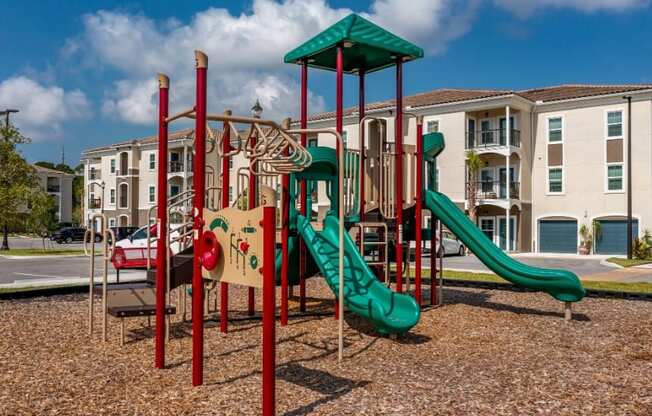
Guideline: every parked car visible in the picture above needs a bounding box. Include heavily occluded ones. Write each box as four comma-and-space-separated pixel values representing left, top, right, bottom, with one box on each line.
115, 223, 186, 255
439, 230, 465, 256
52, 227, 99, 244
107, 226, 139, 245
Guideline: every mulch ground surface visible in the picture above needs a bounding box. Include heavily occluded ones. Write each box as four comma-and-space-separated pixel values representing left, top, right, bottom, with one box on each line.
1, 280, 650, 415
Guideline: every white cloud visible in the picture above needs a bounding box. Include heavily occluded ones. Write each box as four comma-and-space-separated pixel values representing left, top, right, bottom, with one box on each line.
495, 0, 649, 18
71, 0, 465, 126
0, 76, 90, 141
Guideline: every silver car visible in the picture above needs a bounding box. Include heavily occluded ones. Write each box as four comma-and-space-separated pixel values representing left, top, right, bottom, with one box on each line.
439, 230, 466, 256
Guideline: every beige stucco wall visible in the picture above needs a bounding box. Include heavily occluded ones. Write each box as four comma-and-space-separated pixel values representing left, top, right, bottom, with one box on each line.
531, 98, 652, 251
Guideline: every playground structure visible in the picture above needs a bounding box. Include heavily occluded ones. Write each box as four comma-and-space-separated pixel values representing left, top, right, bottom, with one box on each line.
84, 13, 586, 415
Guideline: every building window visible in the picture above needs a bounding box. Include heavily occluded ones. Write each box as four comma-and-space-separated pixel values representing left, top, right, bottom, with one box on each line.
308, 138, 318, 147
149, 153, 156, 170
229, 186, 233, 202
108, 218, 116, 227
149, 185, 156, 203
548, 168, 563, 193
607, 164, 623, 191
341, 131, 348, 148
110, 159, 116, 174
427, 120, 439, 133
607, 111, 623, 138
548, 117, 563, 142
90, 167, 96, 180
170, 185, 180, 197
119, 183, 129, 208
229, 158, 233, 169
110, 188, 116, 204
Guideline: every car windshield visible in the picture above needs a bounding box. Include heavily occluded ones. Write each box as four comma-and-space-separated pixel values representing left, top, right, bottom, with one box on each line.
130, 227, 149, 240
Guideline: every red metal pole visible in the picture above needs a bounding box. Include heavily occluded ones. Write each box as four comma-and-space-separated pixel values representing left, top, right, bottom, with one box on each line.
248, 129, 257, 316
415, 118, 423, 306
359, 70, 366, 221
334, 45, 343, 320
299, 61, 308, 313
262, 206, 276, 416
192, 50, 207, 387
395, 59, 404, 293
220, 111, 231, 333
155, 73, 169, 369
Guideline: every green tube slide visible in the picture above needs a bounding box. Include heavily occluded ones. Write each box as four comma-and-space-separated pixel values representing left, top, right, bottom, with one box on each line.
424, 190, 585, 302
296, 214, 420, 334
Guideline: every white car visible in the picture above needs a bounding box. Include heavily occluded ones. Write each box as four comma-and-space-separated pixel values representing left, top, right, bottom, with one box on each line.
439, 230, 466, 256
115, 223, 188, 255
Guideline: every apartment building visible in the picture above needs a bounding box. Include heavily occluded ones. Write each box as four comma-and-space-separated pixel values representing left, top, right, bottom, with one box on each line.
33, 165, 74, 223
82, 127, 246, 230
82, 84, 652, 255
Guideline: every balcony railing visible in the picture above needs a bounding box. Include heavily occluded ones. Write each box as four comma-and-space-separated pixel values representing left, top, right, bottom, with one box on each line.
169, 161, 184, 173
466, 128, 521, 150
88, 198, 102, 209
89, 169, 101, 180
466, 181, 520, 200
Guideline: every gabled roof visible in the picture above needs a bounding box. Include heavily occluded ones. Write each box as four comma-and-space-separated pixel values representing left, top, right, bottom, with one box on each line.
307, 88, 512, 121
519, 84, 652, 103
304, 84, 652, 122
284, 13, 423, 74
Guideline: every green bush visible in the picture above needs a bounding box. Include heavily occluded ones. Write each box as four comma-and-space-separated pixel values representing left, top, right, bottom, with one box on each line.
632, 237, 651, 260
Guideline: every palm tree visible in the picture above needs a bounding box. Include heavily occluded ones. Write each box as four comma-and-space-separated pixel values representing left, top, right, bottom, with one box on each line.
466, 150, 483, 224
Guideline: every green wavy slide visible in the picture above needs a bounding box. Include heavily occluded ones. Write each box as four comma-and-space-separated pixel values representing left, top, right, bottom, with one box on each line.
424, 190, 585, 302
296, 214, 420, 334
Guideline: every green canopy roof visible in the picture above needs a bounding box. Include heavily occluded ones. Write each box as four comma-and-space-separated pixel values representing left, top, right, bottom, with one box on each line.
284, 14, 424, 74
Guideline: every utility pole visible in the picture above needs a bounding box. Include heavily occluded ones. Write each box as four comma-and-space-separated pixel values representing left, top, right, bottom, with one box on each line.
0, 109, 20, 250
624, 96, 633, 259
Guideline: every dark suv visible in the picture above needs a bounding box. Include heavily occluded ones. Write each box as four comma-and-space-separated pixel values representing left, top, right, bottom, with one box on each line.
51, 227, 99, 244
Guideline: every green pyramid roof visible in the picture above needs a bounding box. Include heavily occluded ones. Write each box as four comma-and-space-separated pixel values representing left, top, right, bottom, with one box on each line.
284, 14, 424, 74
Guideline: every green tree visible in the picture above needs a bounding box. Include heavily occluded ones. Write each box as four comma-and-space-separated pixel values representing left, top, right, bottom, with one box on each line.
26, 190, 58, 250
0, 124, 36, 250
466, 150, 483, 224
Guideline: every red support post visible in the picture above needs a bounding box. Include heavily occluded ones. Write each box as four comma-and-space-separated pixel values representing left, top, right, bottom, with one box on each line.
334, 44, 343, 320
359, 70, 366, 221
299, 61, 308, 313
262, 206, 276, 416
248, 129, 257, 316
220, 111, 231, 333
415, 117, 423, 305
395, 59, 404, 293
155, 73, 169, 369
192, 50, 207, 387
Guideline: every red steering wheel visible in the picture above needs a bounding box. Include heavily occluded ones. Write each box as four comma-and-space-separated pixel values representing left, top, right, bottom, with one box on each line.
201, 230, 220, 270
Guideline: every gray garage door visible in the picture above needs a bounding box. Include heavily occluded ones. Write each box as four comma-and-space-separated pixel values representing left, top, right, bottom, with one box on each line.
595, 219, 639, 255
539, 220, 578, 253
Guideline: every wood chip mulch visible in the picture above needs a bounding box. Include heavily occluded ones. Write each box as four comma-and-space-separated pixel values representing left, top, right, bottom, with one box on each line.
1, 279, 650, 415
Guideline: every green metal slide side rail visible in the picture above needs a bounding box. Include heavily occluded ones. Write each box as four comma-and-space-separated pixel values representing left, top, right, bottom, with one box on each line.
424, 190, 585, 302
296, 214, 420, 334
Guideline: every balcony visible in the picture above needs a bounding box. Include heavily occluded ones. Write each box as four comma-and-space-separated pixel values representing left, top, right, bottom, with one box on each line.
466, 180, 520, 201
169, 161, 184, 173
88, 198, 102, 209
466, 128, 521, 150
89, 169, 101, 180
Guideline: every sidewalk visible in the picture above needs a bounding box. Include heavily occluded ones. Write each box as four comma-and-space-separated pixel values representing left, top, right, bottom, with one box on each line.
0, 271, 147, 290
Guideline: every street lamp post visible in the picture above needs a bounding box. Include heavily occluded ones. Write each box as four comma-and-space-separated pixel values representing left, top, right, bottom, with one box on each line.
623, 96, 633, 259
1, 109, 20, 250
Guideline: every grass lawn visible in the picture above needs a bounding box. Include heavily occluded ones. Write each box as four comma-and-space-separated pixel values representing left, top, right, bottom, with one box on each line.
411, 268, 652, 294
606, 257, 652, 268
0, 248, 91, 256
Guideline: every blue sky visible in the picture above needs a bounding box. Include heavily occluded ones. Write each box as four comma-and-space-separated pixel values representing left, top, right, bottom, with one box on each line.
1, 0, 651, 164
